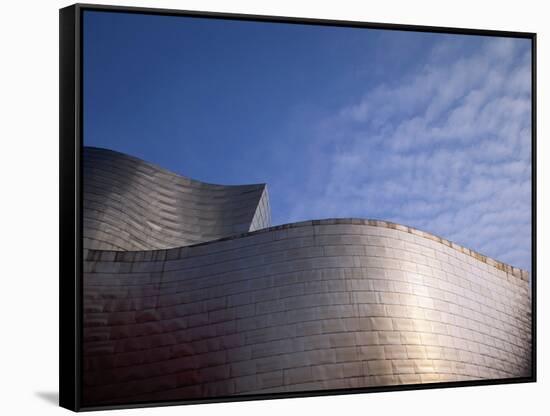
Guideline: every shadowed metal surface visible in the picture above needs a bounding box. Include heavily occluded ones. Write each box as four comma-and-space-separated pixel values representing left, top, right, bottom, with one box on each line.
83, 146, 271, 251
82, 219, 531, 405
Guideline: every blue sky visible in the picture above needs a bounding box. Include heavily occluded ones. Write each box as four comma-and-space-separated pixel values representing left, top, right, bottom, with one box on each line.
83, 11, 532, 271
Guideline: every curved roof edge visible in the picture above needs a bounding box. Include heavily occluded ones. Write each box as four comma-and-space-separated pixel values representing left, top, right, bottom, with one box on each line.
86, 217, 528, 282
85, 146, 268, 189
83, 146, 271, 250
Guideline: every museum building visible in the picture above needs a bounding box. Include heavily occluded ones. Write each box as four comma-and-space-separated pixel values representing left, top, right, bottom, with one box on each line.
81, 147, 532, 405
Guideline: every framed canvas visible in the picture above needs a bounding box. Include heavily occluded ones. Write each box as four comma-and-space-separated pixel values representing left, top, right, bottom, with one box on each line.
59, 3, 537, 411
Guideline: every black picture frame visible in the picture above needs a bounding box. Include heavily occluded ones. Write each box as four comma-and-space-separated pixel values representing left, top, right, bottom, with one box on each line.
60, 3, 537, 411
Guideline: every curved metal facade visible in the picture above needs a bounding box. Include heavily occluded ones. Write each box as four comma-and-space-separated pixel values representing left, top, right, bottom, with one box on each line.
83, 147, 270, 251
83, 218, 531, 405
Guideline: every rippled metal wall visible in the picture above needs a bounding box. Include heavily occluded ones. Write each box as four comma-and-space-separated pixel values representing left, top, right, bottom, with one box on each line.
82, 219, 531, 405
83, 147, 270, 251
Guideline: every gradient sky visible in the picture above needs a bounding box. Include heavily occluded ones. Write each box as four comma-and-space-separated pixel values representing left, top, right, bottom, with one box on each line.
83, 10, 532, 271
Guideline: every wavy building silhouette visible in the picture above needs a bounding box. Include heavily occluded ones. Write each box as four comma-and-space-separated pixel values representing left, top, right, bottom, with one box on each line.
82, 147, 531, 406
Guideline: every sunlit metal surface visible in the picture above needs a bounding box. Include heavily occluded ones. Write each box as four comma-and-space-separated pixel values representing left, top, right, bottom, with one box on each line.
83, 218, 531, 405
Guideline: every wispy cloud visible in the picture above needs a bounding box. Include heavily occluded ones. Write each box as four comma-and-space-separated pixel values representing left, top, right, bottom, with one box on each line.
284, 37, 532, 271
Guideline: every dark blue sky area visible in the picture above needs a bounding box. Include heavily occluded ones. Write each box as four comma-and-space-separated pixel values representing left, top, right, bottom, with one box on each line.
83, 11, 444, 222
